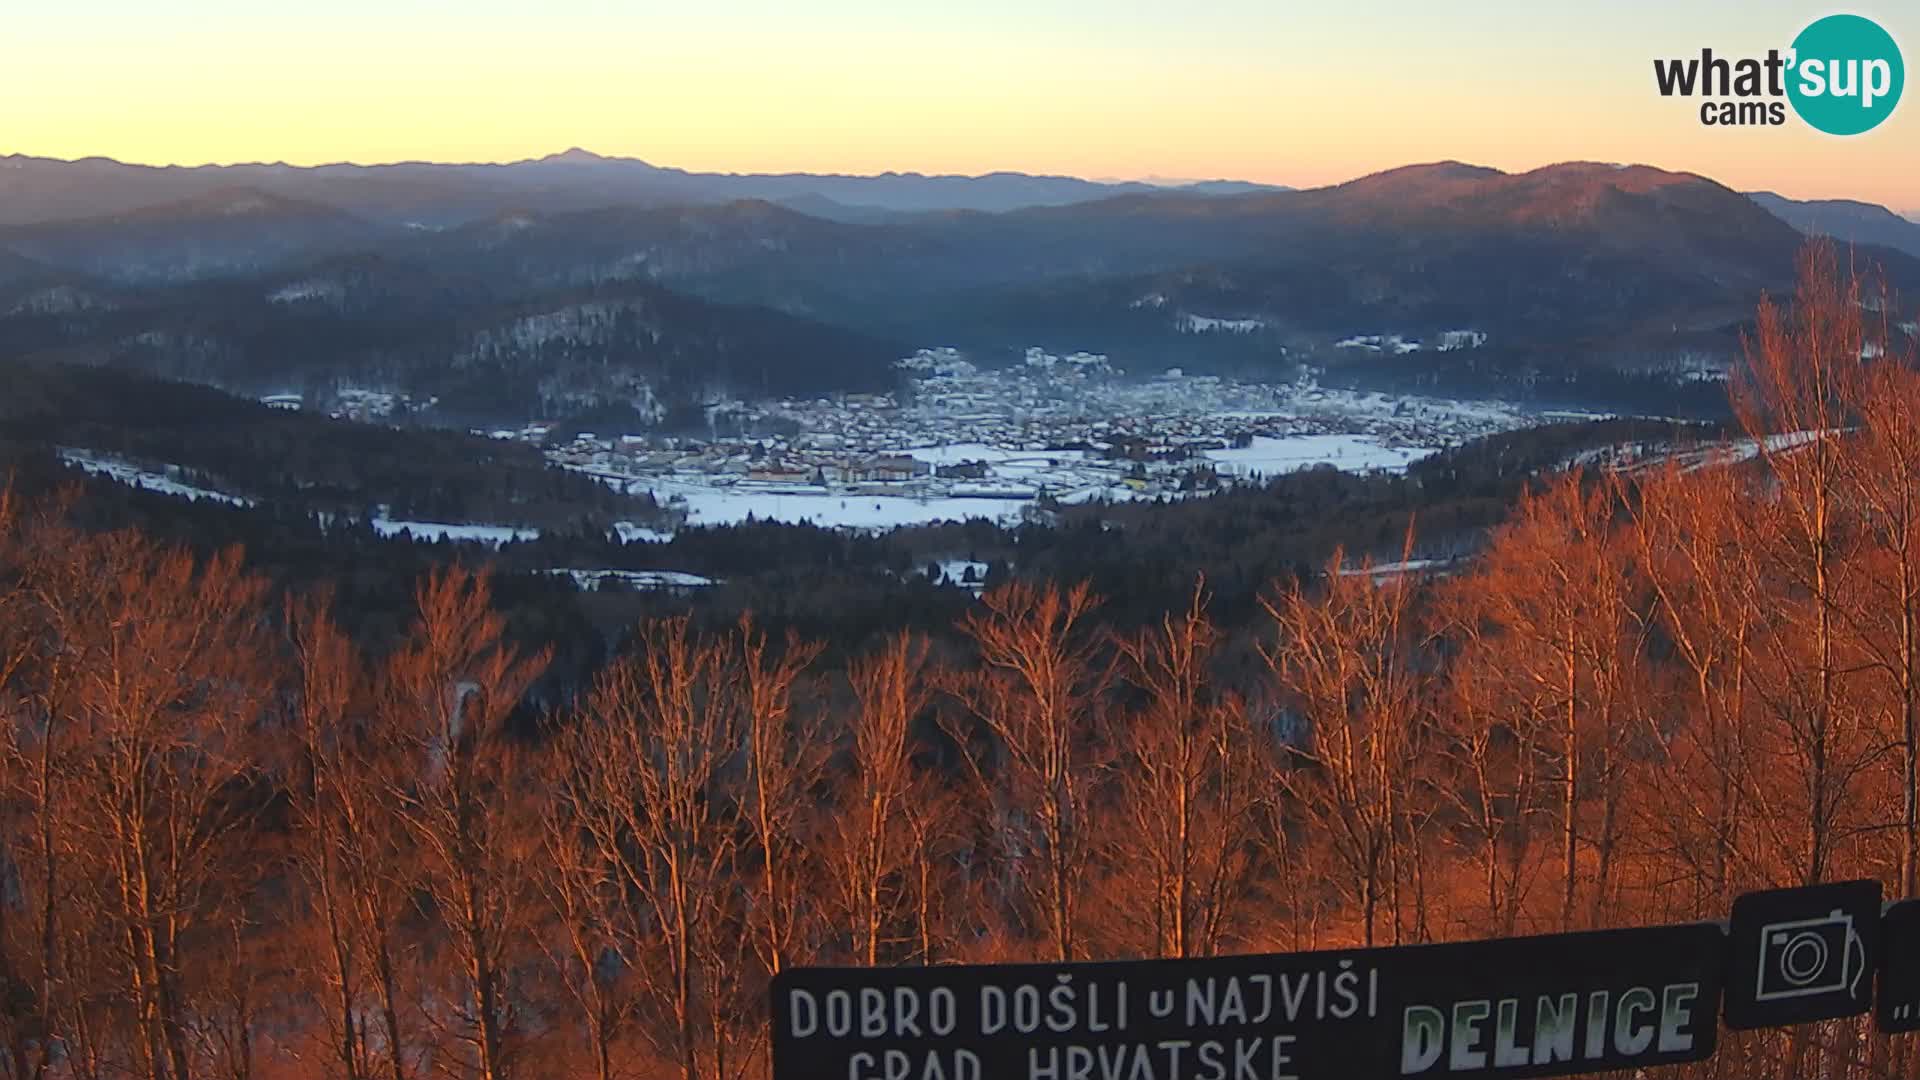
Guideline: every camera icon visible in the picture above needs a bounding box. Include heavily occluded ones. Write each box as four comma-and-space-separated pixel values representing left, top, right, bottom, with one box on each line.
1756, 910, 1867, 1002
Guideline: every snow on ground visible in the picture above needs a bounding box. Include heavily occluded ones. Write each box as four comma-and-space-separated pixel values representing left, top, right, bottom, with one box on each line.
1180, 314, 1265, 334
268, 279, 345, 305
60, 449, 555, 545
1537, 409, 1618, 423
894, 443, 1093, 466
1335, 334, 1422, 354
612, 521, 676, 544
10, 286, 111, 316
370, 519, 539, 544
1338, 558, 1452, 578
926, 559, 990, 585
1202, 435, 1433, 476
1758, 429, 1838, 453
895, 445, 1098, 494
544, 569, 714, 591
1567, 428, 1841, 476
950, 481, 1040, 497
1056, 484, 1149, 506
908, 559, 995, 590
1672, 429, 1835, 472
899, 443, 1022, 465
1304, 389, 1522, 426
1333, 331, 1486, 354
641, 479, 1034, 530
614, 431, 1449, 532
1213, 388, 1525, 429
59, 449, 253, 506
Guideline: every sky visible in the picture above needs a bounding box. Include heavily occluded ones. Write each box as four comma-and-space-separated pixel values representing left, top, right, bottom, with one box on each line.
4, 0, 1916, 211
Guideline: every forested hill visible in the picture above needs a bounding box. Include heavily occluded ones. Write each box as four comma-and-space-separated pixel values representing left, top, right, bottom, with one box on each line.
0, 259, 909, 424
0, 361, 669, 532
6, 159, 1919, 418
0, 357, 1719, 653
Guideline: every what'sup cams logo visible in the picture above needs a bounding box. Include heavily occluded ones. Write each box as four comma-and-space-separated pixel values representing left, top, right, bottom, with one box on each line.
1654, 13, 1903, 133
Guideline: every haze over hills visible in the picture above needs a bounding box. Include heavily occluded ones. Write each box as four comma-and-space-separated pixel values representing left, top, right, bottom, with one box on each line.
0, 187, 396, 281
0, 149, 1292, 227
2, 153, 1918, 426
1746, 191, 1920, 261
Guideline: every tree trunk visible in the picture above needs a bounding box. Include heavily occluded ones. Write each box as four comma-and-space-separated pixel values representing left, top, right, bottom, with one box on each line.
466, 890, 503, 1080
370, 909, 407, 1080
1903, 556, 1918, 897
1562, 634, 1579, 931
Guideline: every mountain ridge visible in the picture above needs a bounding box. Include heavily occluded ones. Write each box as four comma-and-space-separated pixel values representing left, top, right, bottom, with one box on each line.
4, 156, 1917, 421
1747, 190, 1920, 260
0, 184, 394, 281
0, 150, 1293, 226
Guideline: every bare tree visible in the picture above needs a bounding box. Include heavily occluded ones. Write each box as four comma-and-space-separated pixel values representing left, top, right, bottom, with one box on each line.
380, 567, 548, 1080
830, 633, 933, 966
1626, 461, 1762, 913
568, 617, 741, 1080
898, 770, 966, 965
531, 770, 632, 1080
0, 501, 129, 1080
284, 590, 417, 1080
1457, 473, 1645, 929
1430, 619, 1541, 936
1839, 287, 1920, 894
1263, 551, 1424, 946
0, 486, 60, 1080
944, 582, 1105, 962
56, 536, 275, 1080
1112, 578, 1257, 957
736, 618, 823, 978
1735, 242, 1875, 886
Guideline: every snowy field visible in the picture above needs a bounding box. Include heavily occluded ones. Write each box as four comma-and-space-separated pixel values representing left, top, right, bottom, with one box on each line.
370, 518, 540, 544
58, 449, 254, 506
544, 568, 715, 591
897, 443, 1037, 466
637, 478, 1039, 530
626, 434, 1435, 531
59, 427, 1448, 545
1202, 434, 1433, 477
1338, 558, 1454, 578
612, 522, 676, 544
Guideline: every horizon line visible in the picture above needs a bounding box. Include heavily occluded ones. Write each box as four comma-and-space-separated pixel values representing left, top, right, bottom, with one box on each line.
5, 147, 1916, 217
0, 145, 1276, 185
0, 146, 1646, 186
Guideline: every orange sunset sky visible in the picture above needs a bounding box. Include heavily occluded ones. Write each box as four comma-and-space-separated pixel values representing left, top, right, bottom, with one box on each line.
6, 0, 1915, 212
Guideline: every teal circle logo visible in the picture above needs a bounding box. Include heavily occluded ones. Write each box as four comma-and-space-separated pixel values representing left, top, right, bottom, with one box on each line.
1787, 14, 1904, 135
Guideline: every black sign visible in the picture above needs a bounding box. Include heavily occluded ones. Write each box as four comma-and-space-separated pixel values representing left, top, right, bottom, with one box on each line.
1725, 879, 1881, 1030
1880, 899, 1920, 1032
771, 923, 1724, 1080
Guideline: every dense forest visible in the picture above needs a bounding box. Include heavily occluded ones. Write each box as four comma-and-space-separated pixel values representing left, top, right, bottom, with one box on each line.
4, 246, 1920, 1080
0, 361, 669, 533
0, 266, 909, 425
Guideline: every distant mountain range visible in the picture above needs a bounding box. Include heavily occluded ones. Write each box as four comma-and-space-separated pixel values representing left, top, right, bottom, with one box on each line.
0, 149, 1291, 228
2, 152, 1916, 422
1745, 191, 1920, 260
